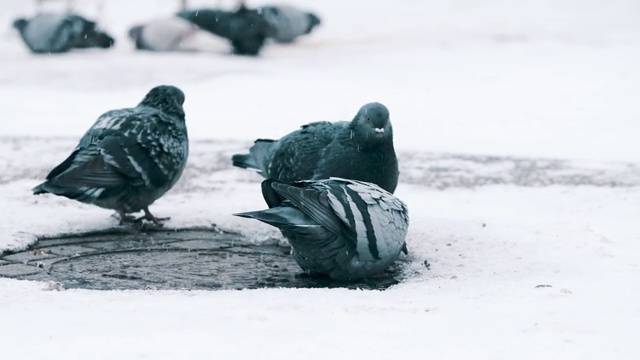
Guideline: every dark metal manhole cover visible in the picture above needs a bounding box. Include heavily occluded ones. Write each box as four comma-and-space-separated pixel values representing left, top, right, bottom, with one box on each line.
0, 227, 405, 290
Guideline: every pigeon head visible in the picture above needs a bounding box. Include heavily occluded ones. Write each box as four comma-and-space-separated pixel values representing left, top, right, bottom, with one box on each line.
350, 102, 393, 146
91, 31, 116, 48
65, 15, 116, 49
139, 85, 186, 120
128, 25, 146, 49
306, 13, 321, 33
12, 18, 28, 31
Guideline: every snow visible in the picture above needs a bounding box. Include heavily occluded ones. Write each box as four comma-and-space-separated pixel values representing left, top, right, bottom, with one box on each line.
1, 0, 639, 358
1, 182, 639, 358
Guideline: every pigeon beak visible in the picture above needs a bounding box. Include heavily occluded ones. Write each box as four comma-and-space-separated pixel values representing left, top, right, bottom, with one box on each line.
374, 128, 385, 135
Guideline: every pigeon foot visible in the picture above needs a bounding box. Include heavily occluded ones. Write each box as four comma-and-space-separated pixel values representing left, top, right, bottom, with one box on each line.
135, 208, 170, 225
114, 212, 138, 225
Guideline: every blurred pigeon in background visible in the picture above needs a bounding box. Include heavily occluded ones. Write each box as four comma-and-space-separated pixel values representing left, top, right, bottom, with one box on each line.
177, 6, 270, 56
32, 85, 189, 224
235, 178, 409, 281
232, 102, 399, 193
258, 5, 321, 43
12, 13, 114, 54
128, 17, 227, 52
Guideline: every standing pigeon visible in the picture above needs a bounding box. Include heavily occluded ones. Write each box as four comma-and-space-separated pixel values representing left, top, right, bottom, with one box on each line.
32, 85, 189, 224
232, 102, 399, 193
235, 178, 409, 281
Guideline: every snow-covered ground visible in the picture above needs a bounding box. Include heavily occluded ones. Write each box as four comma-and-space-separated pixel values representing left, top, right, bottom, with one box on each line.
2, 0, 639, 161
1, 0, 639, 358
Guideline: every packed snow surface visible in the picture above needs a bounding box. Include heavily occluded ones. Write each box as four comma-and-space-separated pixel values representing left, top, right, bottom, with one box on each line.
0, 0, 639, 358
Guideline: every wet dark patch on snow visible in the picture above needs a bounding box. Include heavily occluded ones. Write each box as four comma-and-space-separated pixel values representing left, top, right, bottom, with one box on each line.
401, 152, 640, 189
0, 226, 405, 291
3, 138, 639, 189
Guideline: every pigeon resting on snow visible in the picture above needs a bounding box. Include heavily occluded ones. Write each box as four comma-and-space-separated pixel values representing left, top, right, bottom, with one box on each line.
258, 5, 321, 43
235, 178, 409, 281
232, 102, 399, 193
128, 17, 227, 52
177, 6, 270, 56
12, 13, 114, 54
32, 85, 189, 224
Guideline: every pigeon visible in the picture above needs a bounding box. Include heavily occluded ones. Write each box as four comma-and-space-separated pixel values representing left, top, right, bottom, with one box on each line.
235, 178, 409, 281
12, 13, 114, 54
177, 6, 270, 56
232, 102, 399, 193
32, 85, 189, 224
258, 5, 321, 43
128, 17, 227, 52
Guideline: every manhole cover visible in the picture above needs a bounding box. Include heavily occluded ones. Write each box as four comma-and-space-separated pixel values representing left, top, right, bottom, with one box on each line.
0, 227, 405, 290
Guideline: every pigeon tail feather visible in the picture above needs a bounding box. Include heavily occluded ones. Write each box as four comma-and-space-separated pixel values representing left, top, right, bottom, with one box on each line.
32, 183, 48, 195
231, 153, 256, 169
233, 209, 286, 226
232, 139, 275, 175
31, 180, 102, 203
234, 206, 314, 228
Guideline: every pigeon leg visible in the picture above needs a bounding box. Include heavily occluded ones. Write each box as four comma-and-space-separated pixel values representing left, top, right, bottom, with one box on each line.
114, 211, 137, 224
136, 207, 170, 225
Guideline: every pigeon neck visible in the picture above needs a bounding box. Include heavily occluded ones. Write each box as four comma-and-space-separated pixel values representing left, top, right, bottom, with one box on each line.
140, 98, 185, 120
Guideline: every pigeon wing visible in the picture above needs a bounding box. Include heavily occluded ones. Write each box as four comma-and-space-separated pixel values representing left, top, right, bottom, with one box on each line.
270, 180, 357, 244
342, 179, 409, 257
268, 121, 344, 181
43, 135, 144, 190
47, 109, 187, 190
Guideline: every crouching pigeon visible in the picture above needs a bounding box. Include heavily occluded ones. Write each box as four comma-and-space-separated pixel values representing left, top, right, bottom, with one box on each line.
258, 5, 321, 43
177, 6, 270, 56
235, 178, 409, 281
32, 85, 189, 224
12, 13, 115, 54
232, 102, 399, 193
128, 17, 227, 52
